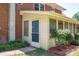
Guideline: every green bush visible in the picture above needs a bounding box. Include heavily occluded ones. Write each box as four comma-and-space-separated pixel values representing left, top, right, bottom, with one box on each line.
22, 41, 30, 47
65, 33, 74, 45
56, 29, 70, 46
70, 39, 79, 45
0, 45, 6, 51
0, 40, 30, 52
50, 29, 57, 38
70, 33, 79, 45
74, 33, 79, 40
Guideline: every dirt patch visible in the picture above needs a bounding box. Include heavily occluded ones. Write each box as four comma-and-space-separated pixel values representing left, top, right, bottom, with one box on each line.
48, 45, 79, 56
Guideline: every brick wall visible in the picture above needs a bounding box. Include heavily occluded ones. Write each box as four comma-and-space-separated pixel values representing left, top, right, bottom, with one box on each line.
0, 3, 9, 43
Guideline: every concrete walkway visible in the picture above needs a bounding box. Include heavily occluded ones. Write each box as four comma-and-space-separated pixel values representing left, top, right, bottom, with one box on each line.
0, 47, 36, 56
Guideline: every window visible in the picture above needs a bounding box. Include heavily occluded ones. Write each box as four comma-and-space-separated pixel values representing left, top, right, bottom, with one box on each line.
24, 21, 29, 36
35, 3, 39, 10
49, 19, 56, 38
65, 22, 68, 29
40, 4, 44, 11
34, 3, 44, 11
58, 21, 63, 30
69, 23, 72, 33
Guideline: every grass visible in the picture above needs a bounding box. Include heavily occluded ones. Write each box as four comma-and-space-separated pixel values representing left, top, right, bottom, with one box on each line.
14, 48, 58, 56
67, 49, 79, 56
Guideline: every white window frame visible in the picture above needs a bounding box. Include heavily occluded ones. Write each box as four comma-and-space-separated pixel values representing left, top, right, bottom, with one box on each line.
34, 3, 45, 11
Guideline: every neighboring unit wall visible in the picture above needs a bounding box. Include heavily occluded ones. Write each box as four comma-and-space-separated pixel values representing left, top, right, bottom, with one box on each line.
0, 3, 9, 43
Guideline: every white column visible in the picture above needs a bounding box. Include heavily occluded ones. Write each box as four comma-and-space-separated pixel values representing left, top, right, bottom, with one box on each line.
75, 24, 77, 33
56, 20, 58, 30
72, 23, 74, 33
68, 22, 70, 31
63, 21, 65, 30
9, 3, 16, 41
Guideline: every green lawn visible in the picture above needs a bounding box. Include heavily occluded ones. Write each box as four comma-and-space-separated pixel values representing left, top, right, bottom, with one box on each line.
67, 49, 79, 56
14, 48, 58, 56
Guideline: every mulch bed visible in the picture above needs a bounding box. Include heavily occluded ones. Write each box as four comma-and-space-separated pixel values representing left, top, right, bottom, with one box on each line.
48, 45, 79, 56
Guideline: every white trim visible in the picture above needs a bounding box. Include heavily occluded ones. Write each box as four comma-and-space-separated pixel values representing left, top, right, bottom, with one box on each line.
33, 3, 45, 11
44, 4, 45, 11
39, 3, 41, 11
31, 19, 40, 48
9, 3, 15, 41
20, 11, 54, 15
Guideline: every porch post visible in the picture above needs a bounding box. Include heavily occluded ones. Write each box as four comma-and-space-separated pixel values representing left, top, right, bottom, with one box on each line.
63, 21, 65, 30
68, 22, 70, 31
75, 24, 77, 33
72, 23, 74, 33
56, 20, 58, 30
9, 3, 16, 41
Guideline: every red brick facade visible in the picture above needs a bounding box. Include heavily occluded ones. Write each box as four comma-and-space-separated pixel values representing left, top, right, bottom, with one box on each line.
15, 3, 34, 40
0, 3, 9, 43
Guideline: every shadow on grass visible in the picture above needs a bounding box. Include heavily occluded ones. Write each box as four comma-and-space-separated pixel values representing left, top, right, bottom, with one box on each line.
19, 48, 58, 56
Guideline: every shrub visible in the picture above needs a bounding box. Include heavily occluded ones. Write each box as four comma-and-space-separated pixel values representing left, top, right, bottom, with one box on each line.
74, 33, 79, 40
70, 39, 79, 45
70, 33, 79, 45
8, 40, 22, 45
22, 41, 30, 47
56, 29, 70, 46
0, 45, 6, 51
0, 40, 30, 52
50, 29, 57, 38
65, 33, 74, 45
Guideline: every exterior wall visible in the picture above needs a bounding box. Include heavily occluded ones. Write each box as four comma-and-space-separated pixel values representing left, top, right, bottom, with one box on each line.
15, 3, 34, 40
15, 3, 63, 40
15, 4, 22, 40
45, 4, 52, 11
21, 3, 34, 10
0, 3, 9, 43
45, 4, 62, 14
55, 9, 62, 14
22, 13, 49, 50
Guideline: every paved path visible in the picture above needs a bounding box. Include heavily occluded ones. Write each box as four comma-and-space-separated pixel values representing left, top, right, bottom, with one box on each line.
0, 47, 36, 56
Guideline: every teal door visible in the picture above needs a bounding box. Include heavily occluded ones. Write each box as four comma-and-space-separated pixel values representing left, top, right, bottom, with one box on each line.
32, 20, 39, 42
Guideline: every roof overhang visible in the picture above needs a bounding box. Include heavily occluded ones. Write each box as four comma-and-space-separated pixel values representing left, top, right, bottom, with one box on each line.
49, 12, 79, 24
20, 11, 79, 24
20, 11, 54, 15
45, 3, 66, 11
